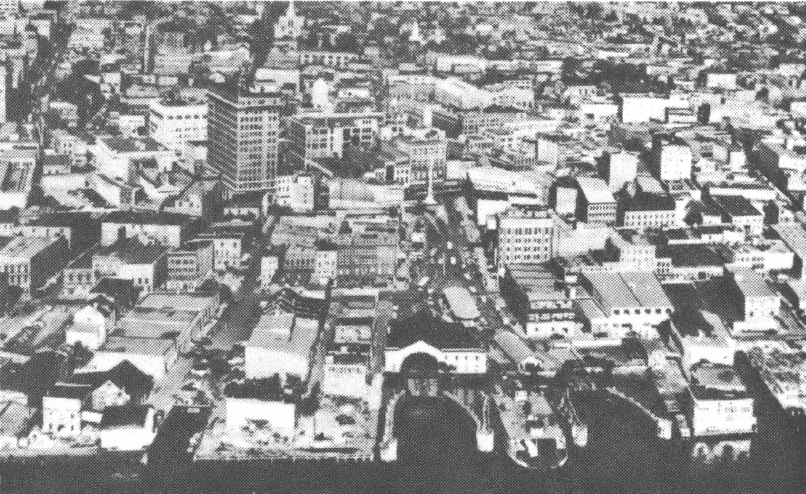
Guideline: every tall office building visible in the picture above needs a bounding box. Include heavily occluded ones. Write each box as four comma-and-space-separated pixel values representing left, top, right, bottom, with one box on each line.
207, 86, 282, 195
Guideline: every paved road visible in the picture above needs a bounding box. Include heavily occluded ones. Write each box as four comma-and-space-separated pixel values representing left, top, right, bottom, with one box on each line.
150, 216, 277, 415
148, 357, 193, 415
412, 202, 502, 338
210, 217, 273, 351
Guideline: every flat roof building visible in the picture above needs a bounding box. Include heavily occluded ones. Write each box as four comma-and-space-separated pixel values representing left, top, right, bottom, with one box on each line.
442, 286, 480, 322
244, 311, 320, 382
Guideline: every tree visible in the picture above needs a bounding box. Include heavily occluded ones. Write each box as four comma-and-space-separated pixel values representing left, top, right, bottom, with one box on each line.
372, 16, 396, 46
334, 32, 359, 53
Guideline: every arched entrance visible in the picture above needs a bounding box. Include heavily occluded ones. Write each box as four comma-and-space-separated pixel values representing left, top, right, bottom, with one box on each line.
392, 392, 481, 492
400, 352, 448, 397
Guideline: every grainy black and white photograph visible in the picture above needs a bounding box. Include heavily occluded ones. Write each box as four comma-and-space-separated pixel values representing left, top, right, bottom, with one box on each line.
0, 0, 803, 492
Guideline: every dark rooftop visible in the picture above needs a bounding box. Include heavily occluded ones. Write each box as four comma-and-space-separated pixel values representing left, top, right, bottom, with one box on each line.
103, 210, 194, 226
658, 244, 723, 267
99, 405, 152, 429
710, 194, 762, 218
70, 360, 153, 403
626, 192, 676, 212
48, 383, 92, 401
387, 312, 480, 350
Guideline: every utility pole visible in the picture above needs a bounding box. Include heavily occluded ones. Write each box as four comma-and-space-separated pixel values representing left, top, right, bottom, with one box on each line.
424, 156, 437, 206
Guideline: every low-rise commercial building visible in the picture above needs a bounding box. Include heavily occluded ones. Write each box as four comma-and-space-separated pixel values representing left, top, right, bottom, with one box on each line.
385, 314, 486, 374
90, 337, 178, 380
244, 312, 320, 382
166, 240, 214, 291
0, 235, 69, 295
577, 271, 673, 341
101, 211, 195, 248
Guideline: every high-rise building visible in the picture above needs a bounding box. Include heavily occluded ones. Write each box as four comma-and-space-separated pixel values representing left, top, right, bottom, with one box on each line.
207, 86, 282, 195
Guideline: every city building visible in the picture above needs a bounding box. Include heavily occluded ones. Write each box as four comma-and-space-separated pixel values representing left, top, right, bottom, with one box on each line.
101, 210, 195, 248
207, 86, 283, 195
709, 195, 764, 236
260, 249, 281, 288
497, 205, 555, 266
148, 99, 207, 153
652, 135, 692, 181
92, 237, 169, 295
243, 311, 320, 382
393, 131, 447, 188
757, 141, 806, 193
605, 150, 639, 193
686, 362, 756, 437
433, 77, 493, 110
0, 235, 69, 295
500, 264, 579, 340
42, 384, 92, 438
65, 302, 115, 351
621, 192, 677, 229
619, 93, 689, 123
577, 271, 673, 341
385, 314, 486, 374
726, 267, 781, 334
432, 105, 527, 138
195, 230, 247, 272
275, 173, 317, 213
576, 177, 617, 225
0, 154, 35, 209
298, 50, 358, 69
287, 111, 383, 165
313, 242, 337, 285
89, 337, 178, 381
665, 308, 736, 373
166, 240, 214, 291
94, 136, 174, 182
51, 130, 88, 169
42, 152, 70, 175
98, 405, 156, 451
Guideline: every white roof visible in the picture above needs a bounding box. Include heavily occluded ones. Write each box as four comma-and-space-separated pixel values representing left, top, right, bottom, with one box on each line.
493, 331, 533, 363
576, 177, 616, 204
442, 286, 480, 320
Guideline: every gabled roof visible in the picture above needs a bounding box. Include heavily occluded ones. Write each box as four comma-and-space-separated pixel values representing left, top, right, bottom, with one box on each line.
70, 360, 154, 401
48, 383, 93, 401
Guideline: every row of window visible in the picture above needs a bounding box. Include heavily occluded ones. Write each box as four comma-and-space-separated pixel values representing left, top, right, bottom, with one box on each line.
612, 307, 672, 316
